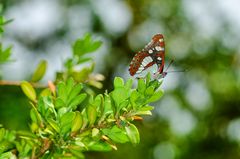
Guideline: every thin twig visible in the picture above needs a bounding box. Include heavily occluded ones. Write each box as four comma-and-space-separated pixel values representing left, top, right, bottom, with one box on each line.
0, 80, 47, 88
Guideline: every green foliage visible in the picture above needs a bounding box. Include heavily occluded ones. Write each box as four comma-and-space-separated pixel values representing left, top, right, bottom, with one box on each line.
0, 12, 12, 64
57, 33, 104, 88
72, 33, 102, 58
0, 9, 13, 35
0, 32, 164, 158
0, 44, 12, 64
1, 74, 163, 158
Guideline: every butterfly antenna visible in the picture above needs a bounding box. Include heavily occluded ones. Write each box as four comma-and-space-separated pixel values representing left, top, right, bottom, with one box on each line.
166, 67, 191, 73
164, 59, 174, 72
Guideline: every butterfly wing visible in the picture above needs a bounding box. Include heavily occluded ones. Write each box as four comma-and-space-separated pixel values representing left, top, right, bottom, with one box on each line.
129, 34, 165, 77
129, 51, 156, 77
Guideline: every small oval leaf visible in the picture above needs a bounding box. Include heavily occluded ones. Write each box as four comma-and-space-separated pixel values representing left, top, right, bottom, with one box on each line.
125, 123, 140, 144
40, 88, 52, 97
145, 86, 155, 96
31, 60, 47, 82
47, 118, 60, 133
87, 105, 97, 126
68, 93, 87, 109
20, 81, 36, 101
71, 111, 83, 132
67, 83, 83, 104
137, 78, 146, 93
114, 77, 124, 88
60, 112, 75, 134
92, 128, 99, 137
146, 89, 164, 103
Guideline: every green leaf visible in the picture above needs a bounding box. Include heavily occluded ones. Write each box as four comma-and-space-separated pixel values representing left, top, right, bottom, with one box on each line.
47, 118, 60, 133
87, 141, 112, 152
110, 87, 129, 107
4, 130, 15, 142
71, 111, 83, 132
60, 112, 75, 134
31, 60, 48, 82
145, 86, 155, 96
87, 105, 97, 126
30, 108, 42, 125
69, 149, 85, 159
118, 100, 129, 112
0, 140, 14, 154
146, 89, 164, 103
64, 58, 74, 69
72, 33, 102, 56
138, 105, 154, 111
145, 72, 151, 86
57, 82, 67, 102
114, 77, 124, 88
0, 45, 12, 63
88, 80, 103, 89
57, 107, 67, 116
92, 94, 103, 113
125, 123, 140, 144
130, 90, 141, 109
0, 152, 15, 159
40, 88, 52, 97
125, 79, 133, 89
20, 81, 36, 101
149, 80, 162, 90
134, 110, 152, 116
17, 130, 37, 139
77, 57, 92, 64
55, 97, 65, 108
103, 94, 113, 115
92, 128, 99, 137
66, 78, 74, 95
137, 78, 146, 93
88, 41, 102, 52
72, 67, 92, 82
68, 93, 87, 109
102, 126, 129, 143
67, 83, 83, 105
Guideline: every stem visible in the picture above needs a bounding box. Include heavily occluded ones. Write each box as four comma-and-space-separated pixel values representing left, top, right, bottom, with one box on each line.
0, 80, 47, 88
36, 138, 52, 158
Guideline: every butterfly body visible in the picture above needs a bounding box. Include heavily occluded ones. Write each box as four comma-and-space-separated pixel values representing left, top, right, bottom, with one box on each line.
129, 34, 165, 78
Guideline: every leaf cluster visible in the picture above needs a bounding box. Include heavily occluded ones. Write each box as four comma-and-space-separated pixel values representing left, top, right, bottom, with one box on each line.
0, 29, 164, 158
59, 33, 103, 88
0, 74, 163, 158
24, 33, 104, 89
0, 12, 12, 65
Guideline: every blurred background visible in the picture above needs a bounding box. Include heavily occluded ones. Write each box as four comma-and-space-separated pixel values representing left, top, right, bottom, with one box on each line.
0, 0, 240, 158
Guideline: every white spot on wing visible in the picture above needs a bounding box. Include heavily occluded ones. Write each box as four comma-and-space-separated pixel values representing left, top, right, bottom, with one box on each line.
134, 63, 158, 78
155, 46, 164, 51
148, 49, 153, 54
138, 66, 144, 70
146, 56, 153, 62
142, 56, 152, 64
157, 57, 162, 61
136, 70, 142, 73
142, 61, 147, 66
151, 64, 158, 74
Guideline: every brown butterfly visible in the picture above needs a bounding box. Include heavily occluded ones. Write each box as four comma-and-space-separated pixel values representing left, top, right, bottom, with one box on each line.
129, 34, 166, 78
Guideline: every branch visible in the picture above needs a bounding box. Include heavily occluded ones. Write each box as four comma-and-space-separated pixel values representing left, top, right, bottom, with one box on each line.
0, 80, 47, 88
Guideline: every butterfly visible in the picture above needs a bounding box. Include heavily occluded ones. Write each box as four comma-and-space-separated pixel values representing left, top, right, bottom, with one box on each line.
129, 34, 167, 78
